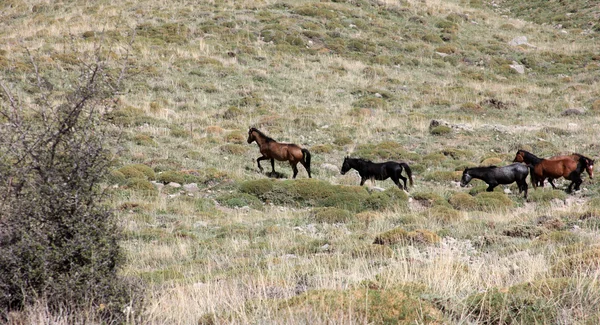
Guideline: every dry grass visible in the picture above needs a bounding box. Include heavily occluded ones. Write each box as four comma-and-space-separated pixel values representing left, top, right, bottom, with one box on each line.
4, 0, 600, 323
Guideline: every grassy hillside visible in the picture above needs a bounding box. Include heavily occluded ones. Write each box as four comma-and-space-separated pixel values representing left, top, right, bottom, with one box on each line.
2, 0, 600, 323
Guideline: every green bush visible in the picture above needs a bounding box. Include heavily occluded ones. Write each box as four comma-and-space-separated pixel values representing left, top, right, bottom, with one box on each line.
117, 165, 146, 180
134, 134, 157, 146
238, 179, 406, 212
239, 179, 275, 197
373, 227, 440, 245
216, 193, 262, 209
412, 191, 450, 208
107, 170, 127, 185
464, 278, 600, 325
427, 205, 462, 223
125, 178, 159, 195
475, 192, 514, 211
430, 125, 452, 135
129, 163, 156, 180
311, 207, 354, 223
448, 192, 477, 210
157, 170, 187, 184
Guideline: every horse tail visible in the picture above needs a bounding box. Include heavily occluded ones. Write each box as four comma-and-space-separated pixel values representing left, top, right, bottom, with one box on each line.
301, 148, 311, 172
528, 164, 537, 189
401, 162, 414, 186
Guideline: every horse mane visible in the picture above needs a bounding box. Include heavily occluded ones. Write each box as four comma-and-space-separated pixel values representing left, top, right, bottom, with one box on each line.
350, 157, 373, 164
249, 127, 275, 143
573, 153, 593, 162
466, 165, 498, 171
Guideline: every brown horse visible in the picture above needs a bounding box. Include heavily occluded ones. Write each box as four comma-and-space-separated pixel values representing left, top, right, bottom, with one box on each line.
513, 150, 594, 192
247, 127, 312, 178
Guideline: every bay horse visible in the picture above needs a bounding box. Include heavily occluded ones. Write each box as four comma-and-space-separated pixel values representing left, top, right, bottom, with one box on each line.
340, 157, 413, 190
247, 127, 311, 178
513, 150, 594, 191
460, 163, 530, 198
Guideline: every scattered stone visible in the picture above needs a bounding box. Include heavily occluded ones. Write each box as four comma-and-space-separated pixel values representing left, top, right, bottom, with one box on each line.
504, 188, 512, 194
370, 186, 385, 192
183, 183, 199, 193
167, 182, 181, 188
561, 108, 583, 116
508, 36, 535, 47
151, 181, 164, 191
509, 61, 525, 74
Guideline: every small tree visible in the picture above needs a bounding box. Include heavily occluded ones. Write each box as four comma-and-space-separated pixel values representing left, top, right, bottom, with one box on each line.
0, 40, 142, 322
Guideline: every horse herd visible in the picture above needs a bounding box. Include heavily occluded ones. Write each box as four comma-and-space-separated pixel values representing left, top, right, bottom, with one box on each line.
247, 127, 595, 199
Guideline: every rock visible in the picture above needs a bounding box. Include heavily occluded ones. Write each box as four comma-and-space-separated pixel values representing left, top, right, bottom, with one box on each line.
321, 163, 340, 173
183, 183, 199, 193
151, 181, 164, 191
561, 109, 583, 116
509, 61, 525, 74
194, 221, 208, 228
371, 186, 385, 192
504, 188, 512, 194
167, 182, 182, 188
508, 36, 529, 46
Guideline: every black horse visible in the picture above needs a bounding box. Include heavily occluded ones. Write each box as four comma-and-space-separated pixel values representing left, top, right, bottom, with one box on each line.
340, 157, 413, 190
460, 163, 530, 198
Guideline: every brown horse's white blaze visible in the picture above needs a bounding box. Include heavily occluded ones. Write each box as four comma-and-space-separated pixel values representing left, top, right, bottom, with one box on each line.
247, 127, 311, 178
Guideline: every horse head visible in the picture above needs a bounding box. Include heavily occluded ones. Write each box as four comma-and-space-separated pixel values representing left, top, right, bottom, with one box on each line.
340, 156, 351, 175
247, 127, 257, 143
513, 150, 526, 163
460, 168, 472, 187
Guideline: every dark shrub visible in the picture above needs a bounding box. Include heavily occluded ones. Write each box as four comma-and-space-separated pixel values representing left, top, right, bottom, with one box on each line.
0, 46, 142, 322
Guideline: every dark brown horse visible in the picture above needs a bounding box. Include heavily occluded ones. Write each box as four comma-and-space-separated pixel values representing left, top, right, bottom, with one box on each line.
513, 150, 594, 192
247, 127, 311, 178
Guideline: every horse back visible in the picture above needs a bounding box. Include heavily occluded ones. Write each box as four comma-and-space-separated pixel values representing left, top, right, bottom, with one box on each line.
537, 157, 575, 177
265, 142, 303, 161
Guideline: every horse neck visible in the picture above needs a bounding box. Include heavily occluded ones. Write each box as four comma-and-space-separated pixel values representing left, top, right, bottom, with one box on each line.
348, 158, 362, 170
252, 132, 270, 147
576, 157, 588, 173
467, 167, 490, 179
523, 151, 543, 165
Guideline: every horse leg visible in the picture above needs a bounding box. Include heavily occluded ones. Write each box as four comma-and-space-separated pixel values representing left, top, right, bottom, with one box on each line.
398, 174, 408, 190
548, 178, 557, 189
360, 177, 366, 186
271, 159, 275, 173
486, 182, 498, 192
391, 176, 402, 190
291, 162, 299, 179
256, 156, 269, 173
566, 172, 582, 192
518, 180, 528, 199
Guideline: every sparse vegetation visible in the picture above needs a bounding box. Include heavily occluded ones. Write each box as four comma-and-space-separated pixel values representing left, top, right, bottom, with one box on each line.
3, 0, 600, 323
